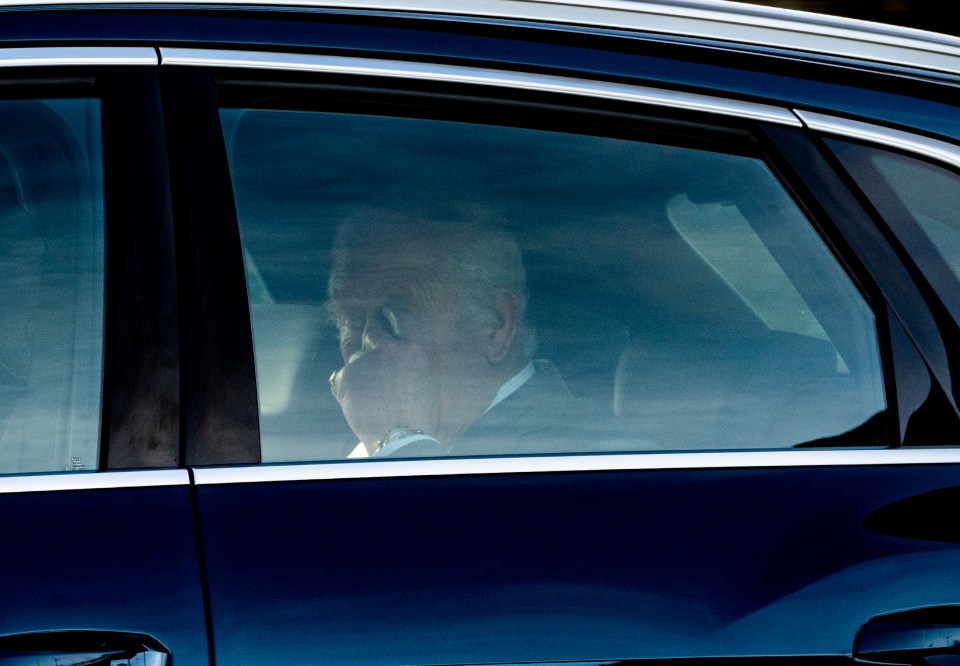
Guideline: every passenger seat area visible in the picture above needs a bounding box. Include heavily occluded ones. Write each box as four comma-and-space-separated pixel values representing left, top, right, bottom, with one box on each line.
613, 328, 879, 450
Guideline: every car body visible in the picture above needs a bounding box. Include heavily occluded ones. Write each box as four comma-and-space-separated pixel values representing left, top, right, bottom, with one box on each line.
3, 1, 960, 665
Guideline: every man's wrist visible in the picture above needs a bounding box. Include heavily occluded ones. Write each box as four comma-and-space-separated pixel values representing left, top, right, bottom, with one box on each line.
373, 427, 442, 457
380, 426, 423, 448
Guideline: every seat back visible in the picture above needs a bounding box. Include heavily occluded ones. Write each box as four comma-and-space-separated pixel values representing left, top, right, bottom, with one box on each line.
614, 328, 846, 450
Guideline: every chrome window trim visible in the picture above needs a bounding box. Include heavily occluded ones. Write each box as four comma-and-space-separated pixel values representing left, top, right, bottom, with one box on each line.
0, 469, 189, 495
7, 0, 960, 76
0, 46, 158, 68
193, 449, 960, 485
796, 110, 960, 173
160, 47, 802, 126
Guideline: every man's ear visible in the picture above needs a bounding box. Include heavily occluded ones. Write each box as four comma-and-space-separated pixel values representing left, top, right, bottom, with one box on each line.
483, 290, 520, 363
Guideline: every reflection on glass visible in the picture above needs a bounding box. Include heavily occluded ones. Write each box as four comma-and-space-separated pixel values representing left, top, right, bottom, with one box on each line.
668, 194, 831, 341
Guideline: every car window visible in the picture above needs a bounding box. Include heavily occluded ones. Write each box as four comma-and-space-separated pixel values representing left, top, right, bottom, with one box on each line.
221, 104, 887, 460
825, 138, 960, 327
668, 195, 831, 341
0, 99, 104, 474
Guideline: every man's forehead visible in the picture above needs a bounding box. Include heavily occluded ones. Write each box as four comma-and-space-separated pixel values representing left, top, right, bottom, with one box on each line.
328, 258, 448, 305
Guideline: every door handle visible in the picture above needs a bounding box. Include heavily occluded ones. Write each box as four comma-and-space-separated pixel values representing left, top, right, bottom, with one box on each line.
856, 606, 960, 666
0, 630, 168, 666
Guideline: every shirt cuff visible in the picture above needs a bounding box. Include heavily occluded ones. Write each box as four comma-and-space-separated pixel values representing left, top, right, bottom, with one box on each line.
374, 433, 443, 457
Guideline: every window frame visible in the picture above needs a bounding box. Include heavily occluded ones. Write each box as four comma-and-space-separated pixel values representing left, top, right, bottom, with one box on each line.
0, 47, 181, 475
159, 48, 953, 468
765, 114, 960, 444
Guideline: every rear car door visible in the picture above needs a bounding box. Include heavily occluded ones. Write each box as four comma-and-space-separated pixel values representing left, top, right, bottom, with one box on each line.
164, 36, 960, 666
0, 48, 207, 666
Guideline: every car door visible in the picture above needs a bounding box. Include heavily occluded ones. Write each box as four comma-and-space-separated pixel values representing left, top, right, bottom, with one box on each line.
0, 49, 208, 666
162, 45, 960, 666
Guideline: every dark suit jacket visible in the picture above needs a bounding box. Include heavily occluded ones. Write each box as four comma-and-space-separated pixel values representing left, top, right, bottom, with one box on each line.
383, 359, 575, 458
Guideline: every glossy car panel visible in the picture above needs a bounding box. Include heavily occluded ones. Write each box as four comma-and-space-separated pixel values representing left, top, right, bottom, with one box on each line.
160, 47, 803, 125
0, 8, 957, 137
195, 464, 960, 664
0, 475, 208, 666
13, 0, 960, 76
1, 2, 960, 665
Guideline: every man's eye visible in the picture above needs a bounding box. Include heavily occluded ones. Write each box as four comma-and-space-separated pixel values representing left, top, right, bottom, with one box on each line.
380, 306, 400, 338
335, 315, 360, 342
336, 315, 355, 335
338, 325, 359, 348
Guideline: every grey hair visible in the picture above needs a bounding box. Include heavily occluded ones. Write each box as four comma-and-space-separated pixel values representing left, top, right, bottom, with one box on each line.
330, 206, 538, 360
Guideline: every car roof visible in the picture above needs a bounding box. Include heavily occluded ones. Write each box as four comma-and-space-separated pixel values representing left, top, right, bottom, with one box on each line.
2, 0, 960, 79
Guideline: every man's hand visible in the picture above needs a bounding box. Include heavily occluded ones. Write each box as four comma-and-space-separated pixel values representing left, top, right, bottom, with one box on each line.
329, 337, 442, 449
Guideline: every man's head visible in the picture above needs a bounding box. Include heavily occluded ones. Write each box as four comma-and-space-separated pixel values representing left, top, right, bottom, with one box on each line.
327, 208, 534, 450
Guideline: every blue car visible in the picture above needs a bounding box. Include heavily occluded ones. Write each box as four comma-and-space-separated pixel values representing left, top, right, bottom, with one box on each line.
3, 1, 960, 664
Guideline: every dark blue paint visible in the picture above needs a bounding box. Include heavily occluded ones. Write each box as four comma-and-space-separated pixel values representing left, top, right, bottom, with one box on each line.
197, 465, 960, 665
0, 485, 208, 666
1, 8, 959, 665
1, 8, 959, 139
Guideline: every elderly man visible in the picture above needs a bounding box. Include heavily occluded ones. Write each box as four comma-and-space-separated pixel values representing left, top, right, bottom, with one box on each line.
327, 209, 572, 458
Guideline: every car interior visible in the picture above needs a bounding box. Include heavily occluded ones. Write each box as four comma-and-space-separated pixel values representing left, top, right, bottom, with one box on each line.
226, 103, 889, 461
0, 99, 103, 474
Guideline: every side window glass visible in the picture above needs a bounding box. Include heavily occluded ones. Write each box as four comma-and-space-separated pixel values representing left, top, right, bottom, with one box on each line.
668, 195, 832, 341
222, 104, 887, 460
0, 99, 105, 474
826, 138, 960, 324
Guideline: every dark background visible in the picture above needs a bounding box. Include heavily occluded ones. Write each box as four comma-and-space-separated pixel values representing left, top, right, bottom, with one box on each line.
742, 0, 949, 35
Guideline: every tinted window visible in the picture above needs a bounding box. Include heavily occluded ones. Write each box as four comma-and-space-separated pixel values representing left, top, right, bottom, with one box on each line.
826, 138, 960, 326
0, 99, 104, 473
222, 104, 887, 460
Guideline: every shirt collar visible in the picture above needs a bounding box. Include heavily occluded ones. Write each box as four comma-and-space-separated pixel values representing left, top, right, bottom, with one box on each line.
484, 362, 535, 415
